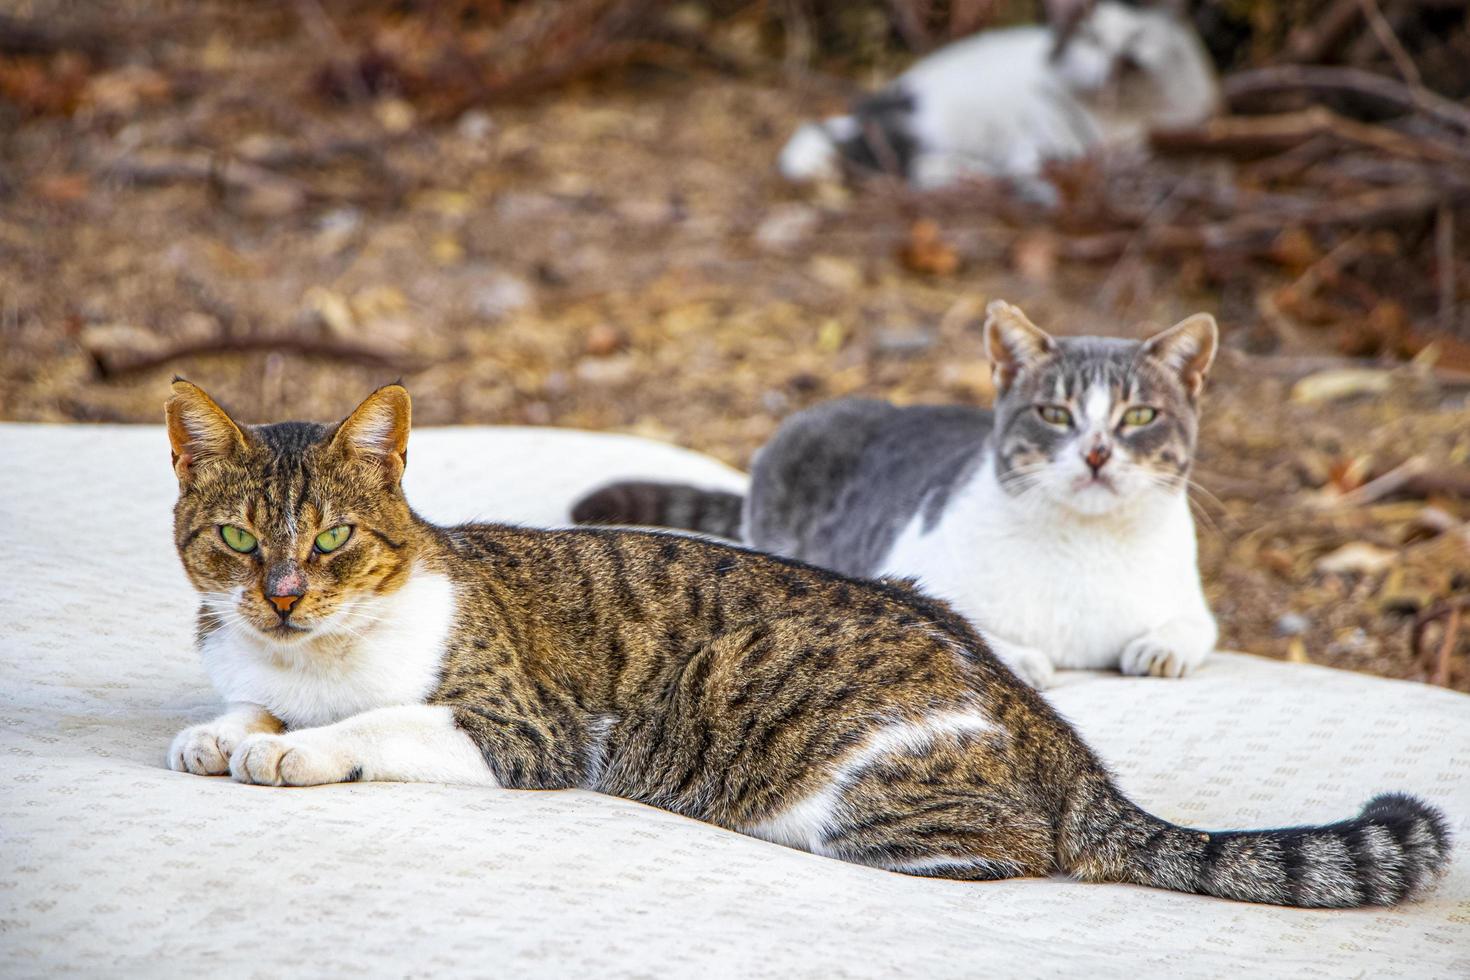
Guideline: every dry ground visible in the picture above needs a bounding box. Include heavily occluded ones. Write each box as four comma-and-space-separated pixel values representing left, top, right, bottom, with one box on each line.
2, 4, 1467, 689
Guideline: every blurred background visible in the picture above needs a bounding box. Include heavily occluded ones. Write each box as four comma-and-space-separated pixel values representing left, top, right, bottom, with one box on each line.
1, 0, 1467, 689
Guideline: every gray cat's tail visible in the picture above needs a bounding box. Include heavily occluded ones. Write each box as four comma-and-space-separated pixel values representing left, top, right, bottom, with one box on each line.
1063, 782, 1451, 907
571, 481, 745, 540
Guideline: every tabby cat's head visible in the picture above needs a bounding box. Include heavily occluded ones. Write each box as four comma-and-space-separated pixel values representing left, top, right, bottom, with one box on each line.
166, 381, 419, 643
983, 301, 1216, 517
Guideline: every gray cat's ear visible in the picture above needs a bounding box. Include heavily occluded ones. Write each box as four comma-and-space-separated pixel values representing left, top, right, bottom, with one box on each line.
984, 301, 1056, 393
331, 384, 412, 483
165, 379, 248, 484
1144, 313, 1217, 398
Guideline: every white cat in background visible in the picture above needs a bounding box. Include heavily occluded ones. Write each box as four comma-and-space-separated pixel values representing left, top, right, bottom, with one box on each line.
780, 2, 1219, 189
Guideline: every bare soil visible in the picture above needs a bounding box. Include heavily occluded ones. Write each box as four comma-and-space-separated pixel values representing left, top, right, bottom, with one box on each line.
2, 4, 1467, 689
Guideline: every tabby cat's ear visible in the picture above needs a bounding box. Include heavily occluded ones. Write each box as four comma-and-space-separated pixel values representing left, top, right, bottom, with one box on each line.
1144, 313, 1217, 398
165, 380, 248, 484
984, 301, 1056, 394
331, 384, 411, 483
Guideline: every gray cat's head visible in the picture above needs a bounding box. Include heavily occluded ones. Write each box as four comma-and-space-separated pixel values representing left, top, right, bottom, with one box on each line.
983, 301, 1216, 518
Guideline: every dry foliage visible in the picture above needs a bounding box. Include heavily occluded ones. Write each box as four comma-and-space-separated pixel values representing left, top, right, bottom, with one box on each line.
0, 0, 1466, 689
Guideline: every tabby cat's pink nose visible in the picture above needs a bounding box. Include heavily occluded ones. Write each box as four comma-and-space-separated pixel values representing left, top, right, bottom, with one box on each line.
268, 593, 301, 614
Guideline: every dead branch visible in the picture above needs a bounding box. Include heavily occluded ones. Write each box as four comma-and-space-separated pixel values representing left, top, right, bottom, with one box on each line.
887, 0, 937, 53
100, 152, 306, 200
92, 336, 420, 380
1318, 455, 1431, 508
1060, 183, 1459, 261
1437, 203, 1456, 333
1414, 598, 1467, 688
1151, 109, 1469, 165
0, 15, 111, 58
1401, 467, 1470, 500
1223, 65, 1470, 138
1282, 0, 1364, 63
1355, 0, 1422, 88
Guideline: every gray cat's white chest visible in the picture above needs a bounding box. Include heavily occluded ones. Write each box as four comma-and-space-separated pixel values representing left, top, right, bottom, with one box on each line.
880, 486, 1207, 669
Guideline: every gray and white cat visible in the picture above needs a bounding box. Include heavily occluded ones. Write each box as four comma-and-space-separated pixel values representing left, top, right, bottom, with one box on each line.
573, 301, 1219, 689
779, 1, 1219, 189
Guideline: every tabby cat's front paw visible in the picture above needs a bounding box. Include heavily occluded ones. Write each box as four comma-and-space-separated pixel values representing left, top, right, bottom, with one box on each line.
229, 732, 354, 787
170, 722, 247, 776
1119, 626, 1212, 679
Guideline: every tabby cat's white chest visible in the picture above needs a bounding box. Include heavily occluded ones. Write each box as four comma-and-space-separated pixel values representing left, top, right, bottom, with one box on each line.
199, 567, 456, 729
881, 463, 1210, 670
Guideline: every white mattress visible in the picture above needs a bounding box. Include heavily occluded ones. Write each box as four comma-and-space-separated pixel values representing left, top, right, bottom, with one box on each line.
1, 422, 1467, 978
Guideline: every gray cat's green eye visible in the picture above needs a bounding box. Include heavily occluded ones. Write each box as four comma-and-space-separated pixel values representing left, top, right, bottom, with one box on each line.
314, 525, 352, 554
1122, 406, 1158, 427
1037, 405, 1073, 427
220, 524, 257, 553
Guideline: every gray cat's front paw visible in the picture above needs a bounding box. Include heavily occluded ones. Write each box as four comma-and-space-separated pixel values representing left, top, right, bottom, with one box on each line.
169, 722, 247, 776
230, 732, 354, 787
1119, 626, 1211, 679
996, 644, 1057, 690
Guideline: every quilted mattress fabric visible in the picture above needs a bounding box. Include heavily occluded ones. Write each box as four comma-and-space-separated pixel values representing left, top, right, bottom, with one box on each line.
1, 423, 1467, 979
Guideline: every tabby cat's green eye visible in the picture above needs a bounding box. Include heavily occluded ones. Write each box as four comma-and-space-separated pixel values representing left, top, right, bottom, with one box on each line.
1122, 406, 1159, 427
314, 525, 353, 554
220, 524, 258, 553
1037, 405, 1073, 427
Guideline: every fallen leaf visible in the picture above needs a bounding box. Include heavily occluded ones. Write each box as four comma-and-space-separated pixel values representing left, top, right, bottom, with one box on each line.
808, 255, 863, 291
1326, 454, 1373, 495
1011, 232, 1056, 283
585, 322, 626, 357
816, 318, 845, 354
1290, 368, 1392, 404
432, 236, 464, 265
899, 219, 960, 277
1315, 542, 1397, 576
82, 64, 171, 115
33, 173, 90, 204
304, 286, 356, 336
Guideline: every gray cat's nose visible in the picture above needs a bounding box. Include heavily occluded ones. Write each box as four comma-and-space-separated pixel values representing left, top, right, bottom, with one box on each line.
1085, 444, 1111, 475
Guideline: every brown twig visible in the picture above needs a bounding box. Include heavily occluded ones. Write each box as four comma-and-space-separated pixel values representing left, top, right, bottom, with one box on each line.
1223, 65, 1470, 138
887, 0, 936, 53
100, 153, 307, 201
1413, 598, 1466, 688
1060, 183, 1458, 261
1400, 468, 1470, 499
1046, 0, 1097, 60
1221, 350, 1470, 387
1317, 455, 1431, 508
1355, 0, 1423, 88
0, 14, 112, 57
1437, 203, 1456, 334
1282, 0, 1364, 63
92, 337, 419, 380
1151, 109, 1469, 165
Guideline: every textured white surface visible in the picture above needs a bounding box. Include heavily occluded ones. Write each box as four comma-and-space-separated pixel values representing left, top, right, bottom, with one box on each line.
1, 422, 1468, 978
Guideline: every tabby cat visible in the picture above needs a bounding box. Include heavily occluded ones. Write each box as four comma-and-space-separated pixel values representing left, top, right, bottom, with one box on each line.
165, 381, 1450, 907
574, 302, 1217, 690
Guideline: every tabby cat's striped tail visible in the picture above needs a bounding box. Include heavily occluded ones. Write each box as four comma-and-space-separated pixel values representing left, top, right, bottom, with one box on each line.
1065, 785, 1451, 907
571, 481, 745, 540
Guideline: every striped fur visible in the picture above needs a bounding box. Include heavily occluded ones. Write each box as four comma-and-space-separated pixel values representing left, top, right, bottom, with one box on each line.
1063, 785, 1452, 908
167, 383, 1453, 909
571, 479, 744, 540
